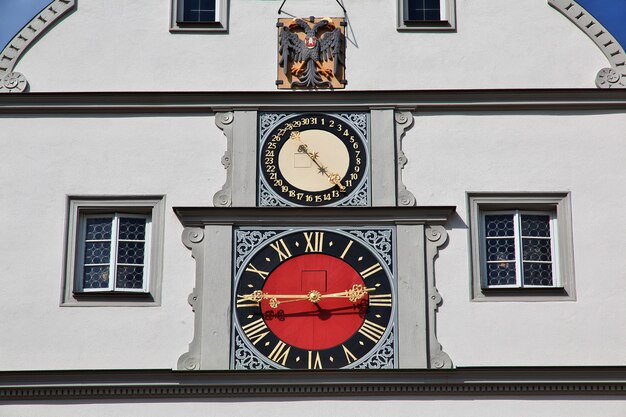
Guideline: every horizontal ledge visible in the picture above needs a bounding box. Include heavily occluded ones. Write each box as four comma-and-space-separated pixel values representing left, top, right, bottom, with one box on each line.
174, 206, 456, 227
2, 367, 626, 400
1, 89, 626, 113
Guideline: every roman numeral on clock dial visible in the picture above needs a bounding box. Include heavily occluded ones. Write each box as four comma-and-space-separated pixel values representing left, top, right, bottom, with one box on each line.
358, 319, 386, 343
241, 318, 269, 345
308, 351, 323, 369
245, 263, 269, 280
304, 231, 324, 252
270, 238, 292, 261
368, 293, 392, 307
360, 262, 383, 279
268, 341, 291, 366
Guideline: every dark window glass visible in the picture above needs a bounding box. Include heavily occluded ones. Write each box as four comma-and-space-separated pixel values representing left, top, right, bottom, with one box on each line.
407, 0, 440, 21
182, 0, 216, 22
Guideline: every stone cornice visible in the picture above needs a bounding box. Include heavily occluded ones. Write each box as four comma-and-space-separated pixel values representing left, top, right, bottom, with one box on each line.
1, 89, 626, 114
1, 367, 626, 400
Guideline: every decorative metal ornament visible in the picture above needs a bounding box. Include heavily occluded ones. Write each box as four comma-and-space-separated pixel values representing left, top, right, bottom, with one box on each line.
277, 17, 346, 89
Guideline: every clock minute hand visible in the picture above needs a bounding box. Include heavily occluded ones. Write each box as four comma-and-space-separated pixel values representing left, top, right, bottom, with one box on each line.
320, 284, 375, 302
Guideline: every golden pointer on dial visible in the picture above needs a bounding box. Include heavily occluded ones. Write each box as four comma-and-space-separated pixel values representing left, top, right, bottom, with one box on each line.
238, 284, 374, 308
289, 131, 347, 192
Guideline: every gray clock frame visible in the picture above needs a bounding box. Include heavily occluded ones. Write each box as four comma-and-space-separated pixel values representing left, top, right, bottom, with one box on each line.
175, 206, 454, 370
213, 108, 416, 207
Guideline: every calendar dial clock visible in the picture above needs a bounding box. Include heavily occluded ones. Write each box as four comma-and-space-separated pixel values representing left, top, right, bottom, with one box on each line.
232, 227, 395, 369
259, 112, 369, 207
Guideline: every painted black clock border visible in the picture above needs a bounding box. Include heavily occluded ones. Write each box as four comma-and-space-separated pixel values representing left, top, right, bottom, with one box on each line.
232, 227, 396, 370
258, 112, 369, 207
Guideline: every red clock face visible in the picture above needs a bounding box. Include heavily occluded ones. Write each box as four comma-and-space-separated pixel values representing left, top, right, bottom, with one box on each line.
261, 253, 366, 350
234, 228, 395, 369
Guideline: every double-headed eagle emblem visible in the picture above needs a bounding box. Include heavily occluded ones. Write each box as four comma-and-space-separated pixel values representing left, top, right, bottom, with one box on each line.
277, 17, 346, 89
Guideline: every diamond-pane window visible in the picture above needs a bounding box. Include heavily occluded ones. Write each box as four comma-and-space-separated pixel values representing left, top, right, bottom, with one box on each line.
78, 213, 150, 293
483, 211, 557, 288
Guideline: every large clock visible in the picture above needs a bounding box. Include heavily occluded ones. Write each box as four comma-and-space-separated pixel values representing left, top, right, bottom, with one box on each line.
258, 112, 370, 207
232, 227, 396, 370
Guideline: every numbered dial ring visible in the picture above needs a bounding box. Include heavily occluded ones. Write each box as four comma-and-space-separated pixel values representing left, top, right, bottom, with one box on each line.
234, 228, 394, 370
259, 113, 368, 206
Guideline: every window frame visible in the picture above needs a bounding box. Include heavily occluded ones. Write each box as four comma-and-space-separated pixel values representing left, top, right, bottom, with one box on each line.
468, 192, 575, 301
77, 213, 152, 293
481, 209, 559, 289
62, 197, 165, 306
397, 0, 456, 31
170, 0, 228, 33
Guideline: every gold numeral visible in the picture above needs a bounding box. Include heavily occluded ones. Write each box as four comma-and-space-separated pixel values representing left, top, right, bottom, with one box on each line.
369, 293, 392, 307
360, 263, 383, 279
241, 318, 269, 345
270, 239, 292, 261
358, 320, 386, 343
340, 240, 353, 259
245, 263, 269, 280
304, 232, 325, 253
268, 341, 291, 366
308, 351, 323, 369
236, 296, 259, 308
342, 345, 357, 364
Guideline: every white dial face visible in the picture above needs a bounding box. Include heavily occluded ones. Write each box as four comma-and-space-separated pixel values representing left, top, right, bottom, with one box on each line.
277, 129, 350, 192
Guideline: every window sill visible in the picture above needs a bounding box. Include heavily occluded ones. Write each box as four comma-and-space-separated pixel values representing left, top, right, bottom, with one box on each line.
62, 291, 157, 307
474, 286, 575, 302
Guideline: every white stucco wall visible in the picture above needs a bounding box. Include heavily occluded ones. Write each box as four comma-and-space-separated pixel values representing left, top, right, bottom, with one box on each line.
0, 109, 624, 371
13, 0, 608, 91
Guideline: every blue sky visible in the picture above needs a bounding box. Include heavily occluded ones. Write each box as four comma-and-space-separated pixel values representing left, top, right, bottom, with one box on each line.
577, 0, 626, 48
0, 0, 53, 51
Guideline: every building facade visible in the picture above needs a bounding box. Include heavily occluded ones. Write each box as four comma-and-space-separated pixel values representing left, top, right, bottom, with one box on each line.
1, 0, 626, 416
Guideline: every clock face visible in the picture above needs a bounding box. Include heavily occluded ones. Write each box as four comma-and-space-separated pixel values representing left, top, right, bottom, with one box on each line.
232, 227, 395, 369
258, 113, 369, 207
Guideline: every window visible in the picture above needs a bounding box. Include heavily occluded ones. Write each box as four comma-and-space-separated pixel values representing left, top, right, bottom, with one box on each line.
468, 193, 575, 301
397, 0, 456, 31
62, 197, 165, 306
170, 0, 228, 32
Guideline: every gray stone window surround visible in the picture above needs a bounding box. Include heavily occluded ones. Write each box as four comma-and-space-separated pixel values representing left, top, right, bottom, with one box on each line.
61, 196, 166, 306
468, 192, 575, 302
397, 0, 456, 31
170, 0, 229, 33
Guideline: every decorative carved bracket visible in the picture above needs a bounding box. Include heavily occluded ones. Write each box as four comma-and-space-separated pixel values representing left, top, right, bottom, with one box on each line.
549, 0, 626, 88
395, 110, 416, 206
176, 227, 205, 371
425, 225, 453, 368
0, 0, 76, 93
213, 111, 234, 207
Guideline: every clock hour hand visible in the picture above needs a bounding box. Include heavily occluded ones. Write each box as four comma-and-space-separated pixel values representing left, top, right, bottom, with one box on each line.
289, 131, 347, 192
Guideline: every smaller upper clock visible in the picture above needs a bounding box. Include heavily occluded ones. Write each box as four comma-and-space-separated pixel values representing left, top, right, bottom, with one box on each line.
258, 112, 369, 207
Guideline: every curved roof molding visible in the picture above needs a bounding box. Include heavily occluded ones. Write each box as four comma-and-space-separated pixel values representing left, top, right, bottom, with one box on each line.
0, 0, 76, 93
549, 0, 626, 88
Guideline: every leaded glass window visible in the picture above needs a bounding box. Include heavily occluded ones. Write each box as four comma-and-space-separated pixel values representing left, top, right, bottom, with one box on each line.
483, 211, 557, 288
78, 213, 151, 293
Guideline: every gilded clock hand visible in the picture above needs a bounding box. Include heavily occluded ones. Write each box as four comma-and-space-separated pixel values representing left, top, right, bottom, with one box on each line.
239, 285, 374, 308
289, 131, 347, 192
320, 284, 375, 302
